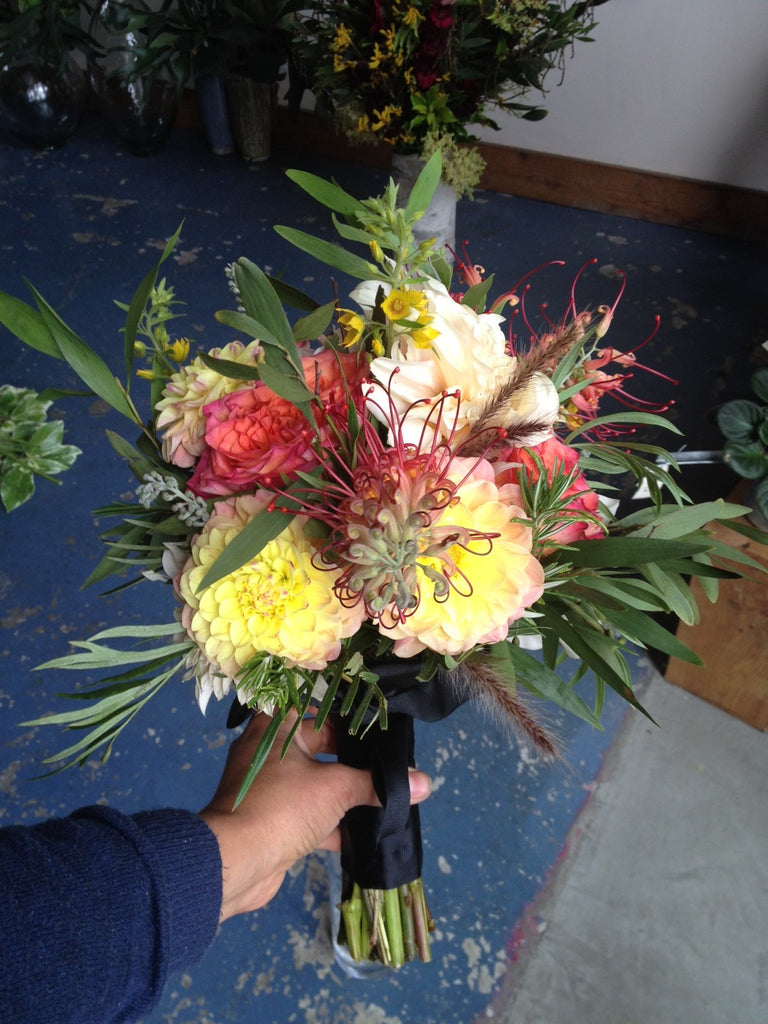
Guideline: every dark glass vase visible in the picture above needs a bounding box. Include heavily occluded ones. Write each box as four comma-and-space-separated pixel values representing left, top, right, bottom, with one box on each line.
0, 57, 87, 150
92, 67, 179, 156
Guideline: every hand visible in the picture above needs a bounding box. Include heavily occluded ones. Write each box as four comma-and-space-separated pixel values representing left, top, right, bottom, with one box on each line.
199, 713, 432, 922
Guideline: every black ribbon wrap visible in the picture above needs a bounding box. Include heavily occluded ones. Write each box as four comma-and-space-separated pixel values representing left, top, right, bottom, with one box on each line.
226, 659, 468, 891
333, 660, 467, 891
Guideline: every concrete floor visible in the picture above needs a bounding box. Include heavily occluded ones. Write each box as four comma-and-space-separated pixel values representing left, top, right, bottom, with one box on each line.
1, 114, 767, 1024
487, 666, 768, 1024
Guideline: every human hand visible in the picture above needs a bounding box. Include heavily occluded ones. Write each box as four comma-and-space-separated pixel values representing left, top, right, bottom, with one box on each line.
199, 713, 432, 922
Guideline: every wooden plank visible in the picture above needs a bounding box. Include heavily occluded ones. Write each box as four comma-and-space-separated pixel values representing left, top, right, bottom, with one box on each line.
666, 516, 768, 731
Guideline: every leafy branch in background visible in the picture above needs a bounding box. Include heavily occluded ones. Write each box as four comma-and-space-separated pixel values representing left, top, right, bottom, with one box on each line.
0, 385, 81, 513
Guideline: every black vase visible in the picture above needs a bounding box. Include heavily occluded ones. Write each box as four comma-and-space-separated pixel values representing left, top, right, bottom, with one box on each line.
0, 57, 88, 149
92, 67, 180, 157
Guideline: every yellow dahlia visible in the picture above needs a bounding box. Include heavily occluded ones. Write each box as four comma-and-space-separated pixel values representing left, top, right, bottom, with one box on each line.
155, 340, 263, 468
177, 494, 365, 678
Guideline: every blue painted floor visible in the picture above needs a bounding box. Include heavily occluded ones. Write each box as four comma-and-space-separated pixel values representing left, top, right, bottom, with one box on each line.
1, 115, 766, 1023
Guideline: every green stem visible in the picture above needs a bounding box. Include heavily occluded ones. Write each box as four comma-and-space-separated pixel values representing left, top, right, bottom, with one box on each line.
399, 884, 416, 962
383, 887, 405, 969
408, 879, 433, 963
340, 884, 365, 962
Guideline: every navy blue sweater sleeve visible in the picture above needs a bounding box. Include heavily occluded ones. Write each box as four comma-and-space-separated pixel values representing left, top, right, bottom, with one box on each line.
0, 806, 222, 1024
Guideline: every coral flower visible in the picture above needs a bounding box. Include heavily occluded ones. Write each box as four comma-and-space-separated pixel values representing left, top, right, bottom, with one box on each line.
496, 437, 604, 548
188, 349, 366, 497
177, 493, 365, 680
155, 340, 263, 468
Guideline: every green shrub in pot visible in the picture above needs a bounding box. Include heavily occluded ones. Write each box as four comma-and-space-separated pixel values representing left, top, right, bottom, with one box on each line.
717, 367, 768, 521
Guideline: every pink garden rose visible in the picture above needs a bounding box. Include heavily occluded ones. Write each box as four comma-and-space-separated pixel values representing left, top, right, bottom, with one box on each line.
497, 436, 604, 547
188, 350, 365, 498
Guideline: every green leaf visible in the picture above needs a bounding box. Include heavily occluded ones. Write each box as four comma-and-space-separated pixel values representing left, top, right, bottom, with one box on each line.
285, 170, 363, 216
461, 275, 495, 312
564, 536, 711, 569
198, 352, 262, 381
403, 151, 442, 224
198, 505, 297, 591
630, 500, 730, 539
565, 411, 682, 442
267, 276, 320, 313
1, 464, 35, 512
28, 286, 138, 423
123, 223, 183, 382
639, 564, 699, 625
234, 710, 286, 808
724, 440, 767, 479
606, 607, 704, 665
717, 399, 763, 441
274, 226, 379, 281
292, 300, 336, 344
538, 605, 654, 720
488, 642, 602, 728
570, 575, 667, 612
0, 291, 60, 357
751, 367, 768, 404
214, 308, 274, 342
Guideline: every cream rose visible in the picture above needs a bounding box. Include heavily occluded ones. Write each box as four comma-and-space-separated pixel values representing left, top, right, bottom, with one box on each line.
368, 279, 559, 447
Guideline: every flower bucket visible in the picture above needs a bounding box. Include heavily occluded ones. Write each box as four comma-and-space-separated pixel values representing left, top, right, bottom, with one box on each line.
195, 73, 234, 156
225, 77, 272, 163
391, 152, 456, 258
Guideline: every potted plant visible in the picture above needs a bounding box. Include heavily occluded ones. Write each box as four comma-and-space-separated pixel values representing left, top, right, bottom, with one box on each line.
291, 0, 609, 248
717, 367, 768, 526
89, 0, 190, 155
217, 0, 303, 162
0, 0, 96, 148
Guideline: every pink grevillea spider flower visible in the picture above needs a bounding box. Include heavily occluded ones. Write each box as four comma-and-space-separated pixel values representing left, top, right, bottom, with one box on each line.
274, 377, 545, 658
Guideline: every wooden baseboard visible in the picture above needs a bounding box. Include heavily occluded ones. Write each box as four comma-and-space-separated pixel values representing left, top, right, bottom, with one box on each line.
179, 94, 768, 242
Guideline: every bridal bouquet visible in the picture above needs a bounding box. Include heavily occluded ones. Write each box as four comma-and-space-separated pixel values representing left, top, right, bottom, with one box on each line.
1, 154, 762, 968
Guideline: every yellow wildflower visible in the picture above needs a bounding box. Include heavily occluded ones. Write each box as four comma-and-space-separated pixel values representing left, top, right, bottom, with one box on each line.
332, 23, 353, 51
381, 287, 423, 323
338, 308, 364, 348
403, 5, 423, 28
165, 337, 190, 363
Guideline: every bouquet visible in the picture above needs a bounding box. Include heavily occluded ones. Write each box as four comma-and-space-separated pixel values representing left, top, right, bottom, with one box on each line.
1, 154, 764, 968
292, 0, 608, 195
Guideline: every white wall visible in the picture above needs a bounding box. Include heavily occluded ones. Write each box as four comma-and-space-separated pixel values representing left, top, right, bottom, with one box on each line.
475, 0, 768, 193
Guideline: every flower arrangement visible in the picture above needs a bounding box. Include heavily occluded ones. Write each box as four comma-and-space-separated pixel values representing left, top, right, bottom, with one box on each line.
1, 154, 763, 968
292, 0, 608, 194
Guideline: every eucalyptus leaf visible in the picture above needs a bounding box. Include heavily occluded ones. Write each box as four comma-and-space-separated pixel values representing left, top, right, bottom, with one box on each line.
285, 170, 363, 216
275, 226, 379, 281
29, 286, 138, 423
198, 505, 297, 591
403, 151, 442, 224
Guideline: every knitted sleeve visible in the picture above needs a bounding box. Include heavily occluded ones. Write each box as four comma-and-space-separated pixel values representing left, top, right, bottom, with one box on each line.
0, 805, 222, 1024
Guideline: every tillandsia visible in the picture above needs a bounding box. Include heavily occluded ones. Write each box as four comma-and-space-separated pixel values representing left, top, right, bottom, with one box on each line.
1, 153, 766, 969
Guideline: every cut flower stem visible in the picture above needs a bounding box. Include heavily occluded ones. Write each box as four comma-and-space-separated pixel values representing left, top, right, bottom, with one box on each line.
338, 878, 433, 967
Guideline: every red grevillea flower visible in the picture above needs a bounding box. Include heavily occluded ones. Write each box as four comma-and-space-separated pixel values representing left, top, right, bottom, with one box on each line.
496, 437, 604, 549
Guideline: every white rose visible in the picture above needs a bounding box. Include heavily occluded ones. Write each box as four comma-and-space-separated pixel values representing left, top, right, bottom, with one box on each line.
368, 278, 559, 446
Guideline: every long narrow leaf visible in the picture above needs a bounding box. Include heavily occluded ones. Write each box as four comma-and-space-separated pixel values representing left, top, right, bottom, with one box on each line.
29, 286, 138, 422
